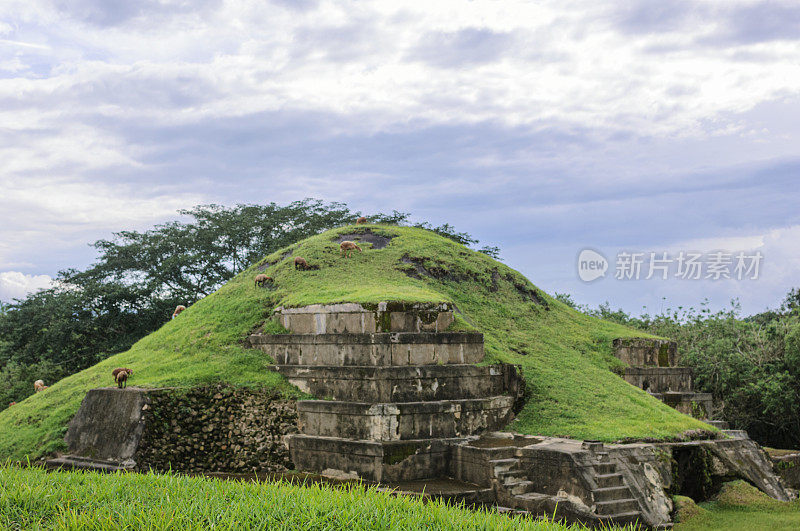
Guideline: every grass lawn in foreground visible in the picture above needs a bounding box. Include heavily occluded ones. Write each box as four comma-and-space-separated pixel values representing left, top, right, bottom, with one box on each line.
0, 466, 636, 530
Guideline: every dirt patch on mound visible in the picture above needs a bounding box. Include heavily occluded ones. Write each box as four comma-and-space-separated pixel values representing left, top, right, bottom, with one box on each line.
335, 230, 394, 249
398, 257, 549, 309
257, 250, 293, 270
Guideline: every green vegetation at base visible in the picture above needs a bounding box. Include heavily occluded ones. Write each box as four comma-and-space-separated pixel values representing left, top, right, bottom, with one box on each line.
0, 225, 708, 461
0, 466, 629, 530
674, 480, 800, 530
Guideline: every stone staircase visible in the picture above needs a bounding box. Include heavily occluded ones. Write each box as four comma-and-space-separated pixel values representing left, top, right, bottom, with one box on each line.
613, 338, 713, 420
589, 460, 641, 523
493, 453, 642, 526
247, 302, 522, 483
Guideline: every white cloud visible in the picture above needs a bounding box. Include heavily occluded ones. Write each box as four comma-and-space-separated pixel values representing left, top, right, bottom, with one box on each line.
0, 0, 797, 315
0, 271, 52, 301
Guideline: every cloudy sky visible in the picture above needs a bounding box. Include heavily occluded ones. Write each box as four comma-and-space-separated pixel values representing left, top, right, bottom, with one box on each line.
1, 0, 798, 314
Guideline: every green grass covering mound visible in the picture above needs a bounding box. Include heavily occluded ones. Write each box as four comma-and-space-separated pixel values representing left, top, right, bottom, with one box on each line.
674, 480, 800, 530
0, 466, 633, 530
0, 224, 708, 461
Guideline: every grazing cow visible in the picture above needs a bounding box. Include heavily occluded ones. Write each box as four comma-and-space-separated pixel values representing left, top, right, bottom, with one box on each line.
340, 241, 362, 258
254, 274, 273, 287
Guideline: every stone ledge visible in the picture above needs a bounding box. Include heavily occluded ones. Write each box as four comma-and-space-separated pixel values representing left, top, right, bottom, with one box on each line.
250, 332, 485, 366
624, 367, 692, 393
249, 332, 483, 345
273, 364, 521, 402
613, 338, 678, 367
288, 434, 464, 482
274, 302, 454, 334
298, 396, 515, 440
651, 391, 713, 418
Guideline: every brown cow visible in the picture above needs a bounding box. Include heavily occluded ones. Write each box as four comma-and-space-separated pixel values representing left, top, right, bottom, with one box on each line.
254, 274, 273, 287
340, 241, 362, 258
112, 368, 133, 389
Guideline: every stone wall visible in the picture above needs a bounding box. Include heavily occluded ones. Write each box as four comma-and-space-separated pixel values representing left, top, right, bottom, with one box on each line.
249, 332, 484, 366
769, 452, 800, 490
63, 387, 151, 464
613, 338, 678, 367
136, 385, 298, 474
52, 386, 298, 474
624, 367, 692, 393
273, 302, 455, 334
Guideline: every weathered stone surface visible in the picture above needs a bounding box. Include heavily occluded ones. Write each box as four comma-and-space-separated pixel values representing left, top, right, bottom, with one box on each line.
450, 433, 794, 527
624, 367, 692, 393
652, 391, 713, 419
249, 332, 484, 366
64, 387, 152, 463
297, 396, 514, 440
288, 434, 460, 482
613, 338, 678, 367
450, 436, 672, 528
136, 385, 298, 474
273, 364, 520, 402
52, 385, 298, 474
662, 435, 794, 502
769, 452, 800, 490
274, 302, 454, 334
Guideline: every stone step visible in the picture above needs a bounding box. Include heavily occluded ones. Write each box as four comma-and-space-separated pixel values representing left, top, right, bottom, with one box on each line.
595, 473, 625, 488
274, 364, 520, 402
595, 498, 640, 516
595, 463, 617, 474
46, 455, 134, 472
488, 458, 521, 473
593, 486, 633, 503
651, 391, 713, 419
505, 479, 536, 495
287, 434, 464, 483
613, 338, 678, 367
706, 420, 729, 430
298, 396, 514, 440
249, 332, 484, 366
623, 367, 692, 393
496, 469, 527, 481
274, 302, 454, 334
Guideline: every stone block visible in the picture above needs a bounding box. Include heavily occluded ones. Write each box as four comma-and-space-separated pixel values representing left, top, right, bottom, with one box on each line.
274, 302, 454, 334
623, 367, 692, 393
297, 396, 515, 441
288, 434, 460, 482
250, 332, 484, 366
273, 364, 518, 402
612, 338, 678, 367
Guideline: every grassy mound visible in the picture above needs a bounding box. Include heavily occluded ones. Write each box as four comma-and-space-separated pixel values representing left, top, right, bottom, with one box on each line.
673, 481, 800, 530
0, 466, 633, 530
0, 225, 708, 460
